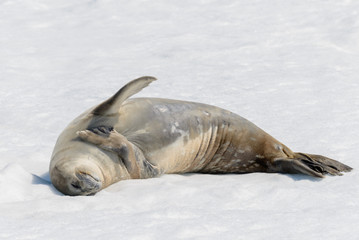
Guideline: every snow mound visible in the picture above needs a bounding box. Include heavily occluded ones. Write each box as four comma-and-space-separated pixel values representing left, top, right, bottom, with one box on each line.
0, 164, 52, 203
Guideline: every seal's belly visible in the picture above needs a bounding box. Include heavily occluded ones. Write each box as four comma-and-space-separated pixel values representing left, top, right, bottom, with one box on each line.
147, 120, 271, 174
115, 98, 279, 174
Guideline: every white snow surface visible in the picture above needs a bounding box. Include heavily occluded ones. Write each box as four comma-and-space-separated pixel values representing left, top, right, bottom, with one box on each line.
1, 0, 359, 239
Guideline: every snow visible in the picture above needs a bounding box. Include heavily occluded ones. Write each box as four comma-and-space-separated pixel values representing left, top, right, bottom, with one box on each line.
1, 0, 359, 239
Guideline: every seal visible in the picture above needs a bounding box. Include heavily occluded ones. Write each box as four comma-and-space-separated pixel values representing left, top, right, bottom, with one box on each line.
50, 77, 352, 196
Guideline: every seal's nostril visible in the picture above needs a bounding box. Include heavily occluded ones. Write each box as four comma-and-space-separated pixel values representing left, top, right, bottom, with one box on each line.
74, 171, 102, 194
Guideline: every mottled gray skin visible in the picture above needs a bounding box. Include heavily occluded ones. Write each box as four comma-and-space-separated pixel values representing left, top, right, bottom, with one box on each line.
114, 98, 275, 174
50, 77, 352, 196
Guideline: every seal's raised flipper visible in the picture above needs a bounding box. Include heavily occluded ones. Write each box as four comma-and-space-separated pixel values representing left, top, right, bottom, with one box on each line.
77, 127, 161, 179
270, 153, 352, 178
92, 76, 156, 116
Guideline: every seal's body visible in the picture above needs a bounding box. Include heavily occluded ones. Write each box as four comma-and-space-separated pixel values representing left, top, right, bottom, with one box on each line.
50, 77, 352, 196
117, 98, 279, 175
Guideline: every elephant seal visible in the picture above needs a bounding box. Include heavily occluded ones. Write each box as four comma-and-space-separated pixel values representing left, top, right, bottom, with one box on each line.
50, 76, 352, 196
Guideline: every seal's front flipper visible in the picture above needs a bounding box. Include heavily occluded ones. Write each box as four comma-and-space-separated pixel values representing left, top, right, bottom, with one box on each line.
77, 127, 141, 178
270, 153, 352, 178
77, 126, 123, 150
77, 127, 161, 179
92, 76, 156, 116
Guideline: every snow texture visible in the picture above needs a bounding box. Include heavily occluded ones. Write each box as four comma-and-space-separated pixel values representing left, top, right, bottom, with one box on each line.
1, 0, 358, 239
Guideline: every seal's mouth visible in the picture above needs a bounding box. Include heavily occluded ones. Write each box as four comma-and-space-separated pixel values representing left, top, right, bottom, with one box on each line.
69, 171, 102, 196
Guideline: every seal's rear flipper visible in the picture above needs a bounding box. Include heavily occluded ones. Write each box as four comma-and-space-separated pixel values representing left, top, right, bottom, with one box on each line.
92, 76, 157, 116
271, 153, 352, 178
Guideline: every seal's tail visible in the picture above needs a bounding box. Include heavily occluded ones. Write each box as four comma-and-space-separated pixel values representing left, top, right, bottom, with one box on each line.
271, 153, 352, 178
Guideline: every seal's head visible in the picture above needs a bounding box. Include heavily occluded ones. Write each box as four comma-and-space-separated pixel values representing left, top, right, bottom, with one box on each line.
50, 132, 130, 196
50, 158, 103, 196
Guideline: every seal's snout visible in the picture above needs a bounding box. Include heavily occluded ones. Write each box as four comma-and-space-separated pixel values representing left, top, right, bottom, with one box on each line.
50, 162, 103, 196
71, 171, 102, 195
